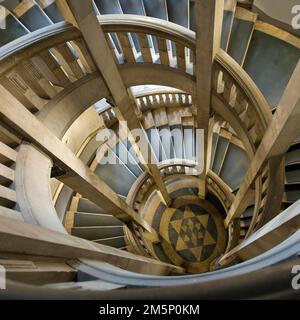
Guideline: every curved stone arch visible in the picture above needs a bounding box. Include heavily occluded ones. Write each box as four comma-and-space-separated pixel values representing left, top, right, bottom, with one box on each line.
15, 144, 66, 233
37, 72, 110, 139
120, 64, 196, 97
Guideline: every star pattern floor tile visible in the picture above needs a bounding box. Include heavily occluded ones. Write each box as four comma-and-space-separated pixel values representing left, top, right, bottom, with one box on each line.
168, 205, 218, 262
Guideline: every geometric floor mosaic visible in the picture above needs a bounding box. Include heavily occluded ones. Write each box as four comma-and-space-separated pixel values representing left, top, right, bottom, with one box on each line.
168, 204, 218, 262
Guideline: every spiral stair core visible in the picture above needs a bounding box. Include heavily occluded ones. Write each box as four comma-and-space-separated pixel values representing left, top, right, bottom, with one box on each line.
0, 0, 299, 299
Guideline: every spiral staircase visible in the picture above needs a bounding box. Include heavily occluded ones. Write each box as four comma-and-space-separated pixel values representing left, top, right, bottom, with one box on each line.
0, 0, 299, 299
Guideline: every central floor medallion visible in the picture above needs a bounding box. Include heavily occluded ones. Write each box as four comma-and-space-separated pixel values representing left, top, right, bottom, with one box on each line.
169, 205, 217, 263
158, 198, 227, 273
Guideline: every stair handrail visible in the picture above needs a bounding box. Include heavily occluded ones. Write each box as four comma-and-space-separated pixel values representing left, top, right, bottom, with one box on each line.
0, 21, 79, 75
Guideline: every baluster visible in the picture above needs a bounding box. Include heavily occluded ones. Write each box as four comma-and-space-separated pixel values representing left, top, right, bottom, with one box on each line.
0, 75, 36, 112
145, 96, 152, 108
116, 32, 136, 63
51, 43, 85, 81
173, 166, 179, 174
35, 49, 70, 88
165, 92, 171, 104
159, 168, 166, 177
234, 89, 248, 115
154, 94, 159, 106
160, 94, 164, 103
178, 166, 184, 174
164, 167, 171, 176
157, 37, 170, 66
184, 166, 192, 176
247, 108, 261, 146
222, 72, 234, 103
134, 203, 140, 211
0, 72, 45, 113
179, 94, 184, 105
105, 33, 120, 64
101, 112, 111, 128
138, 96, 146, 111
136, 98, 141, 110
71, 39, 96, 74
192, 50, 196, 76
175, 43, 186, 72
261, 167, 269, 181
136, 33, 152, 63
245, 105, 256, 130
145, 178, 153, 193
15, 60, 57, 99
261, 179, 269, 198
239, 107, 251, 130
230, 84, 237, 107
183, 94, 188, 105
212, 67, 223, 93
150, 95, 156, 108
136, 191, 145, 203
155, 94, 161, 105
109, 109, 118, 127
248, 125, 259, 146
259, 196, 267, 213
